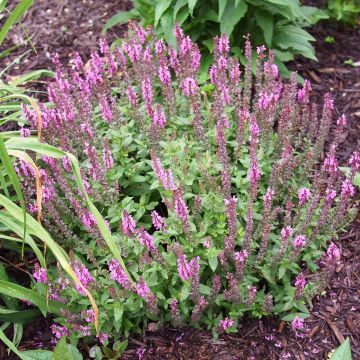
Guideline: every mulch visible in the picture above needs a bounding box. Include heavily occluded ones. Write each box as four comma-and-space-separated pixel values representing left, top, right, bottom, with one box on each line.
1, 1, 360, 359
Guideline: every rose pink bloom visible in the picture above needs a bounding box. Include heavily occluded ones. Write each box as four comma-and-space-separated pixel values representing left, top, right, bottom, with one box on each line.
143, 45, 152, 63
136, 277, 151, 299
174, 192, 189, 222
73, 260, 94, 294
121, 211, 136, 236
325, 188, 337, 202
82, 309, 95, 323
322, 155, 338, 173
281, 226, 294, 240
20, 127, 31, 137
209, 65, 217, 84
151, 210, 166, 230
292, 317, 304, 331
81, 211, 97, 230
337, 114, 346, 127
153, 105, 166, 128
219, 317, 235, 331
258, 91, 273, 110
264, 188, 275, 205
326, 242, 341, 264
341, 179, 355, 197
218, 34, 230, 54
295, 273, 306, 290
177, 254, 191, 281
203, 237, 211, 248
298, 188, 311, 206
297, 80, 312, 103
159, 65, 171, 86
181, 77, 198, 97
249, 163, 261, 184
154, 39, 166, 54
33, 263, 47, 283
234, 250, 248, 263
217, 56, 228, 70
97, 332, 109, 345
126, 86, 137, 106
51, 324, 68, 339
349, 151, 360, 171
179, 36, 192, 55
135, 25, 147, 44
108, 259, 132, 290
293, 235, 306, 248
137, 228, 156, 251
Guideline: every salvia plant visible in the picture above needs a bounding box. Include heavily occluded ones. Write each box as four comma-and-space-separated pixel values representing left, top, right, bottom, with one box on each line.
16, 22, 358, 347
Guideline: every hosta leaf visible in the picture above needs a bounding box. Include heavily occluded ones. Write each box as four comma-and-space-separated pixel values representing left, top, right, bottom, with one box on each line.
218, 0, 227, 21
273, 25, 317, 61
220, 0, 248, 37
155, 0, 172, 27
255, 10, 274, 46
173, 0, 187, 21
188, 0, 197, 15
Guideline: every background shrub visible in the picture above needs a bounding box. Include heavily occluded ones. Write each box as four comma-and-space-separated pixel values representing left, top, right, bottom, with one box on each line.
104, 0, 329, 75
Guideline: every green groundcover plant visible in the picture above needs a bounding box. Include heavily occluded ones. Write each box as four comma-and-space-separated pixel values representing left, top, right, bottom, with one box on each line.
14, 23, 359, 353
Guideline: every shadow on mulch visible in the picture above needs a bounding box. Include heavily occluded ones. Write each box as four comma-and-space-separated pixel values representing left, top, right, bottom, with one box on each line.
1, 1, 360, 359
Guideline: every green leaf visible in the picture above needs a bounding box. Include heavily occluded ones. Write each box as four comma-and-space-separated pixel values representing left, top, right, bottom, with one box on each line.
0, 137, 27, 257
113, 339, 128, 356
301, 6, 329, 25
255, 10, 274, 46
22, 350, 53, 360
331, 338, 352, 360
173, 0, 187, 21
281, 312, 309, 321
102, 9, 140, 33
0, 280, 69, 316
353, 172, 360, 189
209, 256, 218, 272
0, 309, 41, 324
273, 25, 317, 61
278, 265, 286, 279
219, 0, 248, 36
0, 0, 33, 45
155, 0, 172, 27
218, 0, 227, 21
53, 337, 83, 360
188, 0, 197, 15
0, 327, 26, 359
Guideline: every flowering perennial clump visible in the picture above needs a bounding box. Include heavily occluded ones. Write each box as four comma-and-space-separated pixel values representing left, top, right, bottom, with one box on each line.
20, 22, 358, 343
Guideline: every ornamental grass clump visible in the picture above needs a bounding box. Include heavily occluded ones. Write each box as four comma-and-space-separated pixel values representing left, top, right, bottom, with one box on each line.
20, 22, 358, 343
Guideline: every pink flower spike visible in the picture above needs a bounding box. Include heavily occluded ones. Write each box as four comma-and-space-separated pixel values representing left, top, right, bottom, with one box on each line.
292, 317, 304, 331
33, 263, 47, 284
219, 317, 235, 331
293, 235, 306, 249
298, 188, 311, 206
121, 211, 136, 236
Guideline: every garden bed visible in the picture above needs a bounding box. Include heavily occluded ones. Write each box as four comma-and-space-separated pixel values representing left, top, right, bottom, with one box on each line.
0, 1, 359, 359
